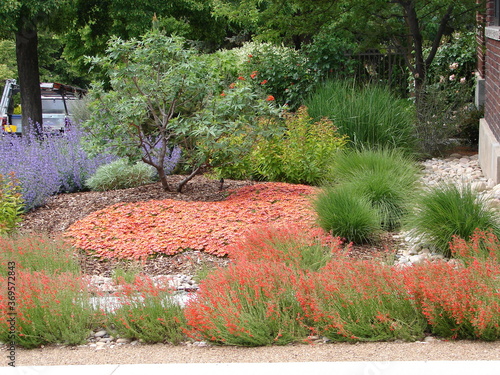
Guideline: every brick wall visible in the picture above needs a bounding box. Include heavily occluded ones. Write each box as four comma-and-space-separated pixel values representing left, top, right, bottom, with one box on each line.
485, 36, 500, 138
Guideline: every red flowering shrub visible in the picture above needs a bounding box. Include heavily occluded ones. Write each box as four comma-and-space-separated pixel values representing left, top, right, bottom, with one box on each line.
0, 270, 94, 348
297, 259, 426, 342
227, 225, 343, 271
403, 255, 500, 340
65, 182, 323, 260
184, 260, 309, 346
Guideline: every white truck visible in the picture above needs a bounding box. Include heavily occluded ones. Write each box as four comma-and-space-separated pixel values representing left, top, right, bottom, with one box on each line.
0, 79, 86, 134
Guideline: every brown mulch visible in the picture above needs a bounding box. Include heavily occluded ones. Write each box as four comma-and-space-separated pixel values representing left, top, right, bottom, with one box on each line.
17, 175, 396, 278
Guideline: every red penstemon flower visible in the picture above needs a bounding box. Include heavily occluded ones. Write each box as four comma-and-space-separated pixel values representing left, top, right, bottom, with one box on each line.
266, 95, 275, 101
238, 76, 245, 81
260, 80, 268, 85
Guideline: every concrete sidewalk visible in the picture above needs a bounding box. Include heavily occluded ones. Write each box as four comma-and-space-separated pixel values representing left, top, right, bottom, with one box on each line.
3, 361, 500, 375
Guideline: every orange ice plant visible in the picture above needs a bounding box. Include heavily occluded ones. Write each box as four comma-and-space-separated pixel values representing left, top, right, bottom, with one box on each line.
65, 182, 324, 260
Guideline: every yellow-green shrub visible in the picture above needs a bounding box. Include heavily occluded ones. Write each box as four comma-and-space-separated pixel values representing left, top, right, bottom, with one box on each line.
214, 106, 348, 185
0, 172, 24, 234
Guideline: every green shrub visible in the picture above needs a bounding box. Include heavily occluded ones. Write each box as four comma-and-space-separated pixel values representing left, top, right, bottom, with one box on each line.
325, 148, 420, 230
406, 183, 500, 257
0, 172, 24, 235
314, 186, 381, 244
232, 42, 317, 109
107, 278, 186, 344
214, 106, 348, 185
85, 158, 155, 191
306, 80, 417, 153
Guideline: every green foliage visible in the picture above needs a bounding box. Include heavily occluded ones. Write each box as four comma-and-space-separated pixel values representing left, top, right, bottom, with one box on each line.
215, 106, 348, 185
108, 281, 186, 344
415, 31, 479, 155
325, 148, 420, 231
301, 27, 357, 80
85, 158, 154, 192
0, 173, 25, 235
406, 183, 500, 257
306, 80, 417, 152
84, 30, 280, 192
314, 186, 381, 244
229, 42, 318, 109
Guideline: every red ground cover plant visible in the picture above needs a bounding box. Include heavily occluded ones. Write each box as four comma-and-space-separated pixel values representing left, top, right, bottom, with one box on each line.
65, 182, 322, 260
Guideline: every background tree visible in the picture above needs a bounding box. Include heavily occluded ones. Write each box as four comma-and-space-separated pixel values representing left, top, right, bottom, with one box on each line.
0, 0, 75, 136
60, 0, 234, 86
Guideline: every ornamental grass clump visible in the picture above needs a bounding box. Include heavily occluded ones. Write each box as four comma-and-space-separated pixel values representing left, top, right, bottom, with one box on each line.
106, 276, 186, 344
314, 186, 381, 244
85, 158, 156, 191
306, 80, 417, 153
318, 148, 420, 234
405, 183, 500, 257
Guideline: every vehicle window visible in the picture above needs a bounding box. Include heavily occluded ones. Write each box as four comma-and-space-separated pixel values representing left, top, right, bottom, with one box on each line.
65, 99, 79, 115
42, 98, 66, 114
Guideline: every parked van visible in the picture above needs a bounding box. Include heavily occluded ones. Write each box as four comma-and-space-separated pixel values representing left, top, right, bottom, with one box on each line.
0, 80, 86, 134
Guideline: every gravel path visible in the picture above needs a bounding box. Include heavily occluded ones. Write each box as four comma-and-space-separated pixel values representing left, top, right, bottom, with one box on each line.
8, 339, 500, 366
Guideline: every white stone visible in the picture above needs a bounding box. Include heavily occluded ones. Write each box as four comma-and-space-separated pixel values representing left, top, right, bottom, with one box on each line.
94, 330, 107, 337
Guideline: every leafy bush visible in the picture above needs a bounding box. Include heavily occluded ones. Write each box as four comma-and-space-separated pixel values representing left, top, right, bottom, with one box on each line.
214, 106, 348, 185
325, 148, 420, 231
85, 31, 279, 193
230, 42, 317, 109
415, 31, 478, 155
306, 80, 417, 153
314, 186, 381, 244
85, 158, 155, 191
406, 183, 500, 257
0, 126, 115, 210
0, 172, 24, 234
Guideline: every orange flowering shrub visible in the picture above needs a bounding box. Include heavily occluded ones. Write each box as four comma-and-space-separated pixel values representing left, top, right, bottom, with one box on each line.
65, 182, 324, 260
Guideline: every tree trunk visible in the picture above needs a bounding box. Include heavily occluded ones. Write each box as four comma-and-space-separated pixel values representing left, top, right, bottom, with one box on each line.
176, 164, 203, 193
16, 24, 43, 137
156, 165, 171, 192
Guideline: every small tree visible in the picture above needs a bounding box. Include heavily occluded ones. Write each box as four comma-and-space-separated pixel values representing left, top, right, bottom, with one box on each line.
84, 30, 280, 192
